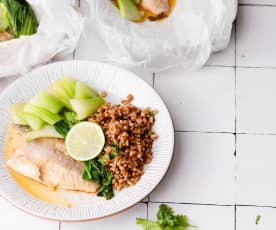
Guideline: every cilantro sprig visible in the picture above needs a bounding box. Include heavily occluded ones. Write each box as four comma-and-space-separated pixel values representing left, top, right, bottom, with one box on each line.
137, 204, 196, 230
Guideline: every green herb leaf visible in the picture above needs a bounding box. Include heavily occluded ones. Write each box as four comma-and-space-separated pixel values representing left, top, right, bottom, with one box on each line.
157, 204, 180, 227
111, 142, 120, 158
54, 112, 79, 137
82, 160, 92, 180
82, 159, 114, 200
136, 218, 162, 230
54, 120, 70, 138
256, 215, 261, 225
98, 153, 110, 165
137, 204, 196, 230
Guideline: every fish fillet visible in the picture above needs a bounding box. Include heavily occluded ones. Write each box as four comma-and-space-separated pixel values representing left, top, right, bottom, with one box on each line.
5, 124, 99, 193
141, 0, 169, 15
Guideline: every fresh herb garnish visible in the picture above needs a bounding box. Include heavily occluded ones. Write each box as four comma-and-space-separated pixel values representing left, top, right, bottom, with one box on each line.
54, 112, 79, 137
137, 204, 196, 230
98, 153, 110, 165
82, 159, 114, 200
149, 110, 154, 116
111, 142, 120, 158
256, 215, 261, 225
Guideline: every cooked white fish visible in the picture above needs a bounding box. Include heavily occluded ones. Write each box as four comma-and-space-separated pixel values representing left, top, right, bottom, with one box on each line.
141, 0, 169, 15
6, 124, 99, 193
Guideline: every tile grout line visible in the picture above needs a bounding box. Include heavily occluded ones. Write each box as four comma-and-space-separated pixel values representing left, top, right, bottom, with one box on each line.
206, 65, 276, 69
148, 200, 276, 209
239, 3, 276, 7
237, 204, 276, 209
175, 130, 234, 134
236, 66, 276, 69
148, 200, 234, 207
174, 130, 276, 136
234, 14, 238, 230
234, 205, 237, 230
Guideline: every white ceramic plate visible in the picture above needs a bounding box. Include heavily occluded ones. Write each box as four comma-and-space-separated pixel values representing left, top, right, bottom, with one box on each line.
0, 61, 174, 221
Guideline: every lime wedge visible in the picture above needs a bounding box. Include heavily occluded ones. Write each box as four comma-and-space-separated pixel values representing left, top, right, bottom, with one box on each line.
65, 122, 105, 161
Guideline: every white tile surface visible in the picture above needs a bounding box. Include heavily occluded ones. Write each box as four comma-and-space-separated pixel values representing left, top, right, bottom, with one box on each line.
236, 134, 276, 206
148, 203, 235, 230
155, 66, 235, 132
3, 2, 276, 229
239, 0, 276, 5
236, 206, 276, 230
236, 6, 276, 67
0, 198, 59, 230
61, 203, 146, 230
206, 26, 236, 67
236, 68, 276, 133
150, 132, 235, 205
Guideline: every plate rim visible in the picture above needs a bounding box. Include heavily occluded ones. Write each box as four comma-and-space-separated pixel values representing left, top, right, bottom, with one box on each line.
0, 60, 175, 222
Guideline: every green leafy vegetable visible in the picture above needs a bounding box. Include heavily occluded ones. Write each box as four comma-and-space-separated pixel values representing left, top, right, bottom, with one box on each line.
54, 120, 70, 138
256, 215, 261, 225
1, 0, 38, 37
136, 219, 162, 230
26, 125, 63, 141
29, 91, 64, 114
63, 111, 78, 128
24, 104, 62, 125
111, 142, 120, 158
82, 159, 114, 200
70, 96, 105, 120
75, 81, 99, 99
0, 3, 9, 31
117, 0, 142, 22
10, 103, 45, 130
137, 204, 196, 230
10, 103, 28, 125
48, 77, 76, 110
22, 112, 44, 130
97, 143, 119, 165
98, 153, 110, 165
54, 112, 79, 137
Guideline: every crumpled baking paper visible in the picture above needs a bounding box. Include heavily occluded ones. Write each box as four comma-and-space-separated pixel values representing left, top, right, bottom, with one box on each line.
86, 0, 237, 72
0, 0, 84, 78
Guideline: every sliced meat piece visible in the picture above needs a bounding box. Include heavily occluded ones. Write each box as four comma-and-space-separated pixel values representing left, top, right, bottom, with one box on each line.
141, 0, 169, 15
6, 124, 99, 193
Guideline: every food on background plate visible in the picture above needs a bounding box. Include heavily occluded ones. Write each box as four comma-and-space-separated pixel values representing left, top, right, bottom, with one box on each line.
113, 0, 175, 22
5, 77, 157, 201
0, 0, 38, 42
